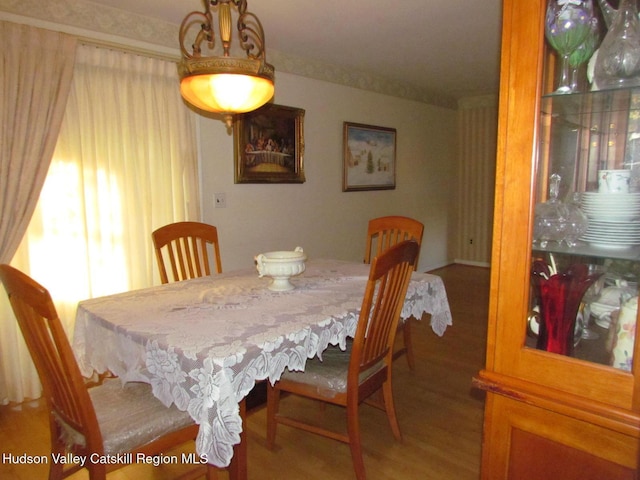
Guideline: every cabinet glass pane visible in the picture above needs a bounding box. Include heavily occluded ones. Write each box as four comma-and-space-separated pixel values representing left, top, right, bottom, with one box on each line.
528, 87, 640, 371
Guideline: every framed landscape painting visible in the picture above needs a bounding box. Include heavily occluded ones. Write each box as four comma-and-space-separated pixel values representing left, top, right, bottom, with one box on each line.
342, 122, 396, 191
233, 103, 305, 184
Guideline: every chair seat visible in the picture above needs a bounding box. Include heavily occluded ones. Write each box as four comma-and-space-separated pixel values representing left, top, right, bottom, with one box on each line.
89, 379, 195, 455
281, 343, 384, 396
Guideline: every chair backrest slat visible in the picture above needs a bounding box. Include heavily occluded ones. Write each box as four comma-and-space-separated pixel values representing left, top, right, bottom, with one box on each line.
364, 215, 424, 271
194, 236, 211, 277
350, 240, 419, 381
152, 221, 222, 284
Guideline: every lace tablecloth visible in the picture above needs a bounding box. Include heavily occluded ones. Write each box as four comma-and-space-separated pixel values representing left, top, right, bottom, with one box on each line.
73, 259, 452, 467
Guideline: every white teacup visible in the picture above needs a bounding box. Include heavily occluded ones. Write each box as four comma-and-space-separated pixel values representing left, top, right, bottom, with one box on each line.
598, 169, 631, 194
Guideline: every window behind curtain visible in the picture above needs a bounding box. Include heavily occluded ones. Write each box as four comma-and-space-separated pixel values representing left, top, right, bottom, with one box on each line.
0, 44, 199, 403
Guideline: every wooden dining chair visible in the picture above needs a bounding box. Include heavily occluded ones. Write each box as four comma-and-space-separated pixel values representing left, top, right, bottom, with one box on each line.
0, 264, 217, 480
266, 240, 420, 480
364, 215, 424, 369
152, 221, 222, 284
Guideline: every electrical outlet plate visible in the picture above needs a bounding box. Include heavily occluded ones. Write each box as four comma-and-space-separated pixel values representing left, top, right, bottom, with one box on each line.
214, 193, 226, 208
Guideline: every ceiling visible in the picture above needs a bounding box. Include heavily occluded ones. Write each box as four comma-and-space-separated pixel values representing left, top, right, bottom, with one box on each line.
93, 0, 503, 101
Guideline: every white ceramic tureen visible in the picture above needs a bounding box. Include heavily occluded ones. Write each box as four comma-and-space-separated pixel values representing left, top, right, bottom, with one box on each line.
255, 247, 307, 291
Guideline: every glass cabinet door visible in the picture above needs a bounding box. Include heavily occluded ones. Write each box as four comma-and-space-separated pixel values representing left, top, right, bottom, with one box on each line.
526, 0, 640, 373
528, 86, 640, 371
479, 0, 639, 410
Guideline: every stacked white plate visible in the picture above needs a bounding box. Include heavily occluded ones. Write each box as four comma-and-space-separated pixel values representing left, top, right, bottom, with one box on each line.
580, 192, 640, 248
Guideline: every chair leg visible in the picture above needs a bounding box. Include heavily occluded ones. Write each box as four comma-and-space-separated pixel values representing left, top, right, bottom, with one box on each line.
49, 461, 64, 480
346, 399, 366, 480
87, 462, 107, 480
402, 319, 415, 370
48, 420, 108, 480
381, 380, 402, 442
48, 430, 65, 480
266, 383, 280, 449
205, 466, 219, 480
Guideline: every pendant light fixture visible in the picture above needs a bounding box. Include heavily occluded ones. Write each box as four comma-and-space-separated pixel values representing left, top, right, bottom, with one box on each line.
178, 0, 275, 128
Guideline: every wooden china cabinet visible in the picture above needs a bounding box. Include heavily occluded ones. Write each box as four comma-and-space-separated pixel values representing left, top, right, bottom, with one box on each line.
475, 0, 640, 478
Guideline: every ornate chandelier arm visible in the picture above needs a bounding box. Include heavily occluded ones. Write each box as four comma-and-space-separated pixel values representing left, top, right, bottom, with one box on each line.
238, 11, 267, 60
179, 1, 214, 59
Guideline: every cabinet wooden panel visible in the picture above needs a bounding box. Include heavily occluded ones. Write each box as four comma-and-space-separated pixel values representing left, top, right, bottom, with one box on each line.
481, 394, 636, 480
476, 0, 640, 477
509, 429, 634, 480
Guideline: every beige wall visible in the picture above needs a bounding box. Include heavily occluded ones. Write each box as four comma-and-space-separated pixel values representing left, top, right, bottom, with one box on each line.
199, 73, 458, 272
1, 1, 492, 272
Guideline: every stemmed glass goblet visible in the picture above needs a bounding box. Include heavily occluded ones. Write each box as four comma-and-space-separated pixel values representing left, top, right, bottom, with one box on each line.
545, 0, 595, 94
569, 16, 600, 93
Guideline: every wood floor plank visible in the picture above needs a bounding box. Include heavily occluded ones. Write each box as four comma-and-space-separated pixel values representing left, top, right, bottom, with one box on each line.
0, 264, 489, 479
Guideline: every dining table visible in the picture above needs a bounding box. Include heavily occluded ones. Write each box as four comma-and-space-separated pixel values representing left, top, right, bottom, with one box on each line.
72, 258, 452, 479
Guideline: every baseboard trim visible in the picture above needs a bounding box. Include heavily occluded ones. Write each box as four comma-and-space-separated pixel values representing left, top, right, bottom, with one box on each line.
453, 259, 491, 268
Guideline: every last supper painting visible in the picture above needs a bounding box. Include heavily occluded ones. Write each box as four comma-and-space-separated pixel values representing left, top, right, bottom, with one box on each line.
234, 103, 305, 184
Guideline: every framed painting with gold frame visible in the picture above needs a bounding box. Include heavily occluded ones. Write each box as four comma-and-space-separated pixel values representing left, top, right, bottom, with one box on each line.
233, 104, 305, 184
342, 122, 396, 191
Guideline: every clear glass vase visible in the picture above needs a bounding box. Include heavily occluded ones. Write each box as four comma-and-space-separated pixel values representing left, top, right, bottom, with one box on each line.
594, 0, 640, 89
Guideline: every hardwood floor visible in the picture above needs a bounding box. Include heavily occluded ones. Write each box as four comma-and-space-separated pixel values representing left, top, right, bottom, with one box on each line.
0, 264, 489, 480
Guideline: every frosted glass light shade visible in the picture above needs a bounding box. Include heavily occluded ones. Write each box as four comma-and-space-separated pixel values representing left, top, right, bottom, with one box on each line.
180, 73, 274, 114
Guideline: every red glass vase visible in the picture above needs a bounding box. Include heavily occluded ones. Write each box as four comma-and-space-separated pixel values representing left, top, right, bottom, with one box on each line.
531, 261, 602, 355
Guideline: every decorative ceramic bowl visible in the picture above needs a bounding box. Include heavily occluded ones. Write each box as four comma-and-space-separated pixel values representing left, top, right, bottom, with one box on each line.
255, 247, 306, 291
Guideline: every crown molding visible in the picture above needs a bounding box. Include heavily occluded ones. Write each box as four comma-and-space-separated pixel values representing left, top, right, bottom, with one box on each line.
0, 0, 457, 109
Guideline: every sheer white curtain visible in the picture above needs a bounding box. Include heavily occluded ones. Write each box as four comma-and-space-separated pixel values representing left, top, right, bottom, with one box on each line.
0, 44, 199, 404
0, 21, 76, 263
